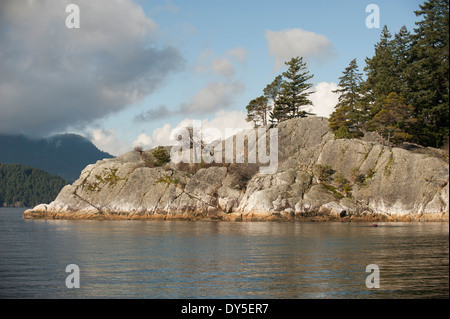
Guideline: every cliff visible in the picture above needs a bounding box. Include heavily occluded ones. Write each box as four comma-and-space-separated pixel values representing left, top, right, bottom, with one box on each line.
23, 117, 449, 222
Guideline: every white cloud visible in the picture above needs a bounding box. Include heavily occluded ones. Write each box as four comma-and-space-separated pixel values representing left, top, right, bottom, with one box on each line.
148, 110, 253, 148
90, 129, 154, 156
150, 123, 176, 148
212, 58, 236, 78
0, 0, 184, 136
134, 80, 246, 122
90, 129, 131, 156
195, 47, 247, 78
180, 81, 245, 114
132, 133, 153, 148
200, 110, 253, 141
309, 82, 339, 118
186, 48, 248, 119
265, 28, 336, 70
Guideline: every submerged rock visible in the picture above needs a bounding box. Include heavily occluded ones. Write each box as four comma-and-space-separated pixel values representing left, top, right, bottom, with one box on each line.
23, 117, 449, 222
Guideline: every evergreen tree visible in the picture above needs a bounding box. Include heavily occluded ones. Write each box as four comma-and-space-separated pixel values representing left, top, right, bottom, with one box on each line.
273, 57, 314, 122
368, 92, 417, 145
152, 146, 171, 166
263, 75, 283, 104
263, 75, 283, 125
408, 0, 449, 147
333, 59, 363, 111
391, 26, 413, 100
329, 105, 359, 139
361, 26, 398, 118
329, 59, 364, 138
246, 96, 270, 127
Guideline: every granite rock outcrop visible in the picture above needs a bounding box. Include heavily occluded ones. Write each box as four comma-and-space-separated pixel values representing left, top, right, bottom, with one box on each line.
23, 117, 449, 222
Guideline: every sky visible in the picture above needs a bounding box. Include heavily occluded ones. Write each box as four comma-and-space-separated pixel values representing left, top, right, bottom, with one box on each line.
0, 0, 424, 156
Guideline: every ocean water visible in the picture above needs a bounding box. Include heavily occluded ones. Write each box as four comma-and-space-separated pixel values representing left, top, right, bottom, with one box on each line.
0, 207, 448, 299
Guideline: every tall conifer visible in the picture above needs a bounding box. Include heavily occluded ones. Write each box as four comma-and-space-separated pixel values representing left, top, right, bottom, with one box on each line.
408, 0, 449, 147
273, 57, 314, 122
329, 59, 364, 138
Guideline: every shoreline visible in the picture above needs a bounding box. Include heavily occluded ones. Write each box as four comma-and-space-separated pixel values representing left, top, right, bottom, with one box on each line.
22, 209, 449, 223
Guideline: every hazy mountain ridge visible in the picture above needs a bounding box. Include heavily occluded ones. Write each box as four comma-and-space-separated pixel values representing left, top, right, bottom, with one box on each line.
0, 133, 113, 182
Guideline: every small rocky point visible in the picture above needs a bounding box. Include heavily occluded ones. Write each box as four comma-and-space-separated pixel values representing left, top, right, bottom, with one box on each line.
24, 117, 449, 222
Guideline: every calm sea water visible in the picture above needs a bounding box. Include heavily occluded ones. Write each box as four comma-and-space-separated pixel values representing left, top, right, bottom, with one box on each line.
0, 207, 448, 299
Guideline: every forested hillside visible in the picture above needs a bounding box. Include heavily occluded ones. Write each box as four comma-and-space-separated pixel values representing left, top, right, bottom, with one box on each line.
0, 163, 68, 207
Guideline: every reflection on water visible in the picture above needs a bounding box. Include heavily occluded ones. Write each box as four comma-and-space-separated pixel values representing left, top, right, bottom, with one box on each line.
0, 208, 448, 298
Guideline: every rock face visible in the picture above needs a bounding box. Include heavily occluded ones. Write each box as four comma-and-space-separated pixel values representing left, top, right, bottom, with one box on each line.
23, 117, 449, 222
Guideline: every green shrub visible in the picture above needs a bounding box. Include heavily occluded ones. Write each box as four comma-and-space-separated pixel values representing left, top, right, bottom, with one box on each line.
152, 146, 170, 166
335, 126, 352, 139
334, 173, 352, 197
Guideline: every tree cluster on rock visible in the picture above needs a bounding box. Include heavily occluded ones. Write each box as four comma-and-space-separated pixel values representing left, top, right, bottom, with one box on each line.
329, 0, 448, 148
246, 0, 448, 149
246, 56, 315, 127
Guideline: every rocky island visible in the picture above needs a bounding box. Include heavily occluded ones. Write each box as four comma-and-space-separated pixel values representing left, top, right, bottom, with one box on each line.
23, 117, 449, 222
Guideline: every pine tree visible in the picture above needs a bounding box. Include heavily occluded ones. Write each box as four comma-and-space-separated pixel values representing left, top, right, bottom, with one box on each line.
329, 58, 364, 138
333, 59, 363, 111
152, 146, 171, 166
263, 75, 283, 125
391, 26, 413, 100
263, 75, 283, 105
407, 0, 449, 147
273, 57, 314, 122
368, 92, 417, 145
361, 26, 398, 118
246, 95, 270, 127
329, 105, 358, 139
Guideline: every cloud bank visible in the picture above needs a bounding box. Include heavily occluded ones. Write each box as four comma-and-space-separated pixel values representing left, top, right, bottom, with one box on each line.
0, 0, 184, 136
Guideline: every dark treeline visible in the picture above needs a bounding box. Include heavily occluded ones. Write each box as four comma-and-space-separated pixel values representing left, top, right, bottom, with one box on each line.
247, 0, 449, 148
0, 163, 68, 207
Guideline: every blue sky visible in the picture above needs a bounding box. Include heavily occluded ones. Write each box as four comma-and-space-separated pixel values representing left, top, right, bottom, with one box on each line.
0, 0, 423, 155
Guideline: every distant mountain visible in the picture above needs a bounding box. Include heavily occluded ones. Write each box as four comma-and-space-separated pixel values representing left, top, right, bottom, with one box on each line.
0, 163, 68, 207
0, 133, 113, 182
